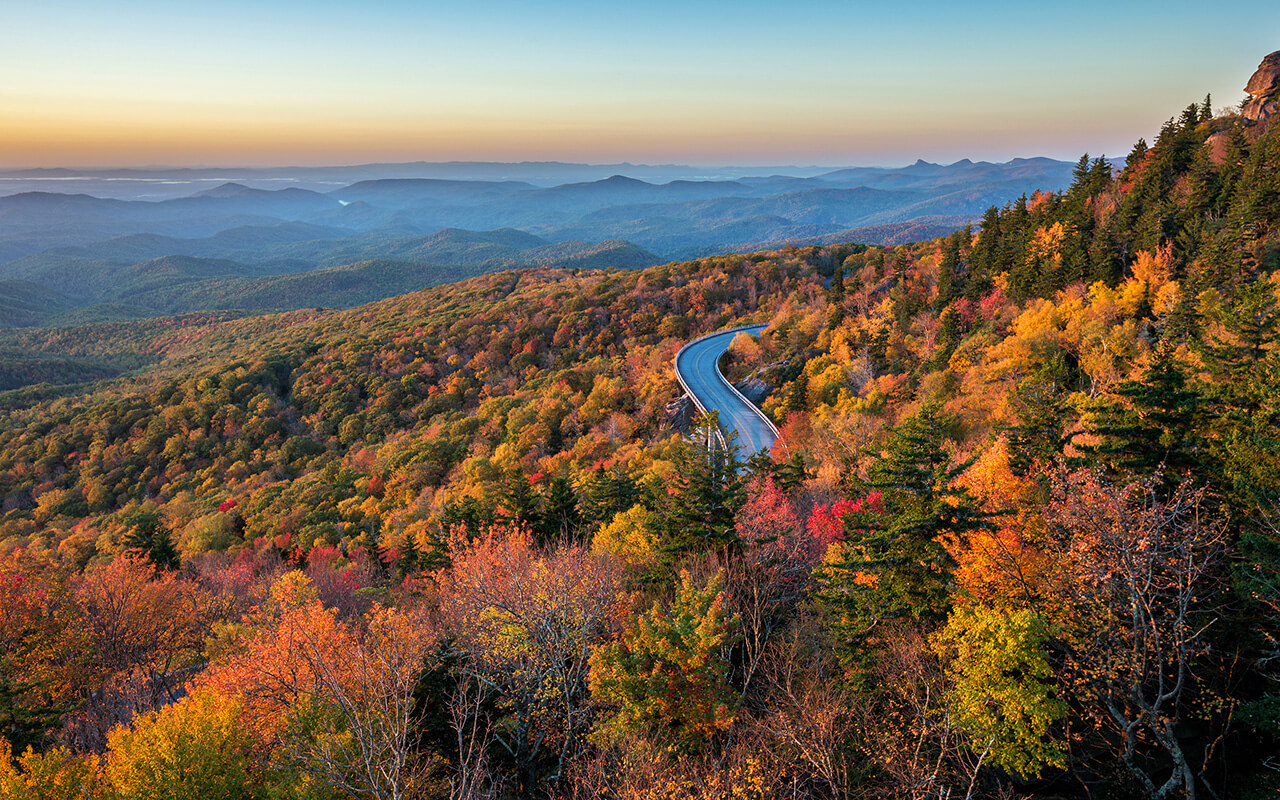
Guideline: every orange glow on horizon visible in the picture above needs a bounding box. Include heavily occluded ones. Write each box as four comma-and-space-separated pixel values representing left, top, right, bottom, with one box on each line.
0, 96, 1153, 169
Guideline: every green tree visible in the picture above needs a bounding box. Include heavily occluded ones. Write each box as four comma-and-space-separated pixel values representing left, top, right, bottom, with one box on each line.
935, 231, 963, 309
588, 570, 740, 751
821, 402, 996, 643
394, 531, 420, 581
1005, 353, 1075, 477
657, 413, 746, 559
578, 466, 639, 531
120, 508, 180, 571
1074, 344, 1204, 486
539, 475, 581, 544
496, 469, 541, 533
1199, 278, 1280, 410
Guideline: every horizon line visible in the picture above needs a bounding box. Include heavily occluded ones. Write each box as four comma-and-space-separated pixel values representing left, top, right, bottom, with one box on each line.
0, 155, 1088, 175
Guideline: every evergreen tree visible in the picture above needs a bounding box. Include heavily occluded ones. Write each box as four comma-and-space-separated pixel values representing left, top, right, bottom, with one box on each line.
362, 530, 391, 582
829, 257, 845, 302
1122, 137, 1148, 182
1006, 363, 1073, 477
539, 475, 581, 543
935, 230, 963, 309
746, 450, 810, 493
1196, 279, 1280, 518
1002, 196, 1034, 298
496, 468, 541, 532
785, 367, 810, 414
437, 496, 493, 540
0, 670, 65, 755
579, 465, 639, 529
658, 412, 746, 560
969, 206, 1003, 296
1199, 277, 1280, 410
1074, 344, 1204, 487
395, 530, 421, 580
820, 402, 997, 645
121, 509, 180, 570
1088, 226, 1123, 285
1161, 283, 1201, 345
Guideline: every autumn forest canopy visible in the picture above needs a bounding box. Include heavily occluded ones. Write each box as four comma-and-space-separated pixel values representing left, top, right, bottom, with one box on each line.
3, 59, 1280, 800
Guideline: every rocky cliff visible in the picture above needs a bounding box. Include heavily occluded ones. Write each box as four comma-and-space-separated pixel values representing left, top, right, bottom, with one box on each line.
1243, 50, 1280, 125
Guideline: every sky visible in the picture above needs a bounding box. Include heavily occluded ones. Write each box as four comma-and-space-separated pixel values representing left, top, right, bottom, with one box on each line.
2, 0, 1278, 169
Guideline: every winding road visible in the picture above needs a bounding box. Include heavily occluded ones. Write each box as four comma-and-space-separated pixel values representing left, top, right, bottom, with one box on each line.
674, 324, 779, 458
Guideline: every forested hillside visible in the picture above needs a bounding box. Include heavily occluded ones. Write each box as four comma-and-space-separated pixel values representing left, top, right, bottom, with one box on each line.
2, 65, 1280, 799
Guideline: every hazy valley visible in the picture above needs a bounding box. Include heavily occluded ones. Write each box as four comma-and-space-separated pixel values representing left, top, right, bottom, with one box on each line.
0, 157, 1075, 327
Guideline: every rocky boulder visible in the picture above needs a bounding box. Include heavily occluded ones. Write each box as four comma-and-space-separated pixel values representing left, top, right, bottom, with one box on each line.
1243, 50, 1280, 124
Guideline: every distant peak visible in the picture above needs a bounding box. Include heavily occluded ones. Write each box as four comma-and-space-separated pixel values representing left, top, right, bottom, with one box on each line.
197, 182, 251, 198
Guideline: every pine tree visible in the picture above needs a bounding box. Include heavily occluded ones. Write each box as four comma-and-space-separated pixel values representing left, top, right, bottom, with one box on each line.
969, 206, 1003, 291
0, 670, 66, 755
579, 465, 639, 529
785, 367, 809, 414
1074, 344, 1204, 487
437, 495, 493, 539
820, 402, 997, 643
1006, 367, 1072, 477
1196, 278, 1280, 517
121, 509, 180, 570
1199, 277, 1280, 409
829, 257, 845, 302
1161, 284, 1201, 345
395, 531, 420, 580
935, 230, 962, 309
1122, 137, 1149, 182
1070, 153, 1092, 193
746, 450, 810, 493
496, 468, 541, 533
658, 412, 746, 560
539, 475, 581, 543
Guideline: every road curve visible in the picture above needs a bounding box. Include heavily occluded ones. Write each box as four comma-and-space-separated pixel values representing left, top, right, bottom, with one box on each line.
674, 324, 779, 458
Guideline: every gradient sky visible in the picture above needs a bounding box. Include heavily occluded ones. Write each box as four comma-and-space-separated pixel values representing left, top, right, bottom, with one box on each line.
2, 0, 1278, 168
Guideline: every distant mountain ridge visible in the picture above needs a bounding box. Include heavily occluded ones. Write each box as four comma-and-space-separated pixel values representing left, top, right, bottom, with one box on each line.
0, 156, 1080, 327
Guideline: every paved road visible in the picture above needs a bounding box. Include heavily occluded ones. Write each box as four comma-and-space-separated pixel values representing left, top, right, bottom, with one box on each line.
674, 324, 778, 458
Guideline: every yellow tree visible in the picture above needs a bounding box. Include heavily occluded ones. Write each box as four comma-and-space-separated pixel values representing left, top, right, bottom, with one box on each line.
932, 605, 1067, 779
104, 689, 258, 800
0, 737, 102, 800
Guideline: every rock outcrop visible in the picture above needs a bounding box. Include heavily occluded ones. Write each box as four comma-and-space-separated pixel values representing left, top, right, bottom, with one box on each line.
665, 395, 696, 433
734, 377, 773, 406
1243, 50, 1280, 125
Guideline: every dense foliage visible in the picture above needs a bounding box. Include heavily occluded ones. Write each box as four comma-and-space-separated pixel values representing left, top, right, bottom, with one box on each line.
2, 93, 1280, 799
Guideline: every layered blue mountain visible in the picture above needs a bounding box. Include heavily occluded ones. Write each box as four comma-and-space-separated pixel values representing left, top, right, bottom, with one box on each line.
0, 158, 1080, 326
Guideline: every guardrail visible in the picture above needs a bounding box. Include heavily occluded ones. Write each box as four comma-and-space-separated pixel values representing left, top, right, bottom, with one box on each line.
673, 322, 782, 453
